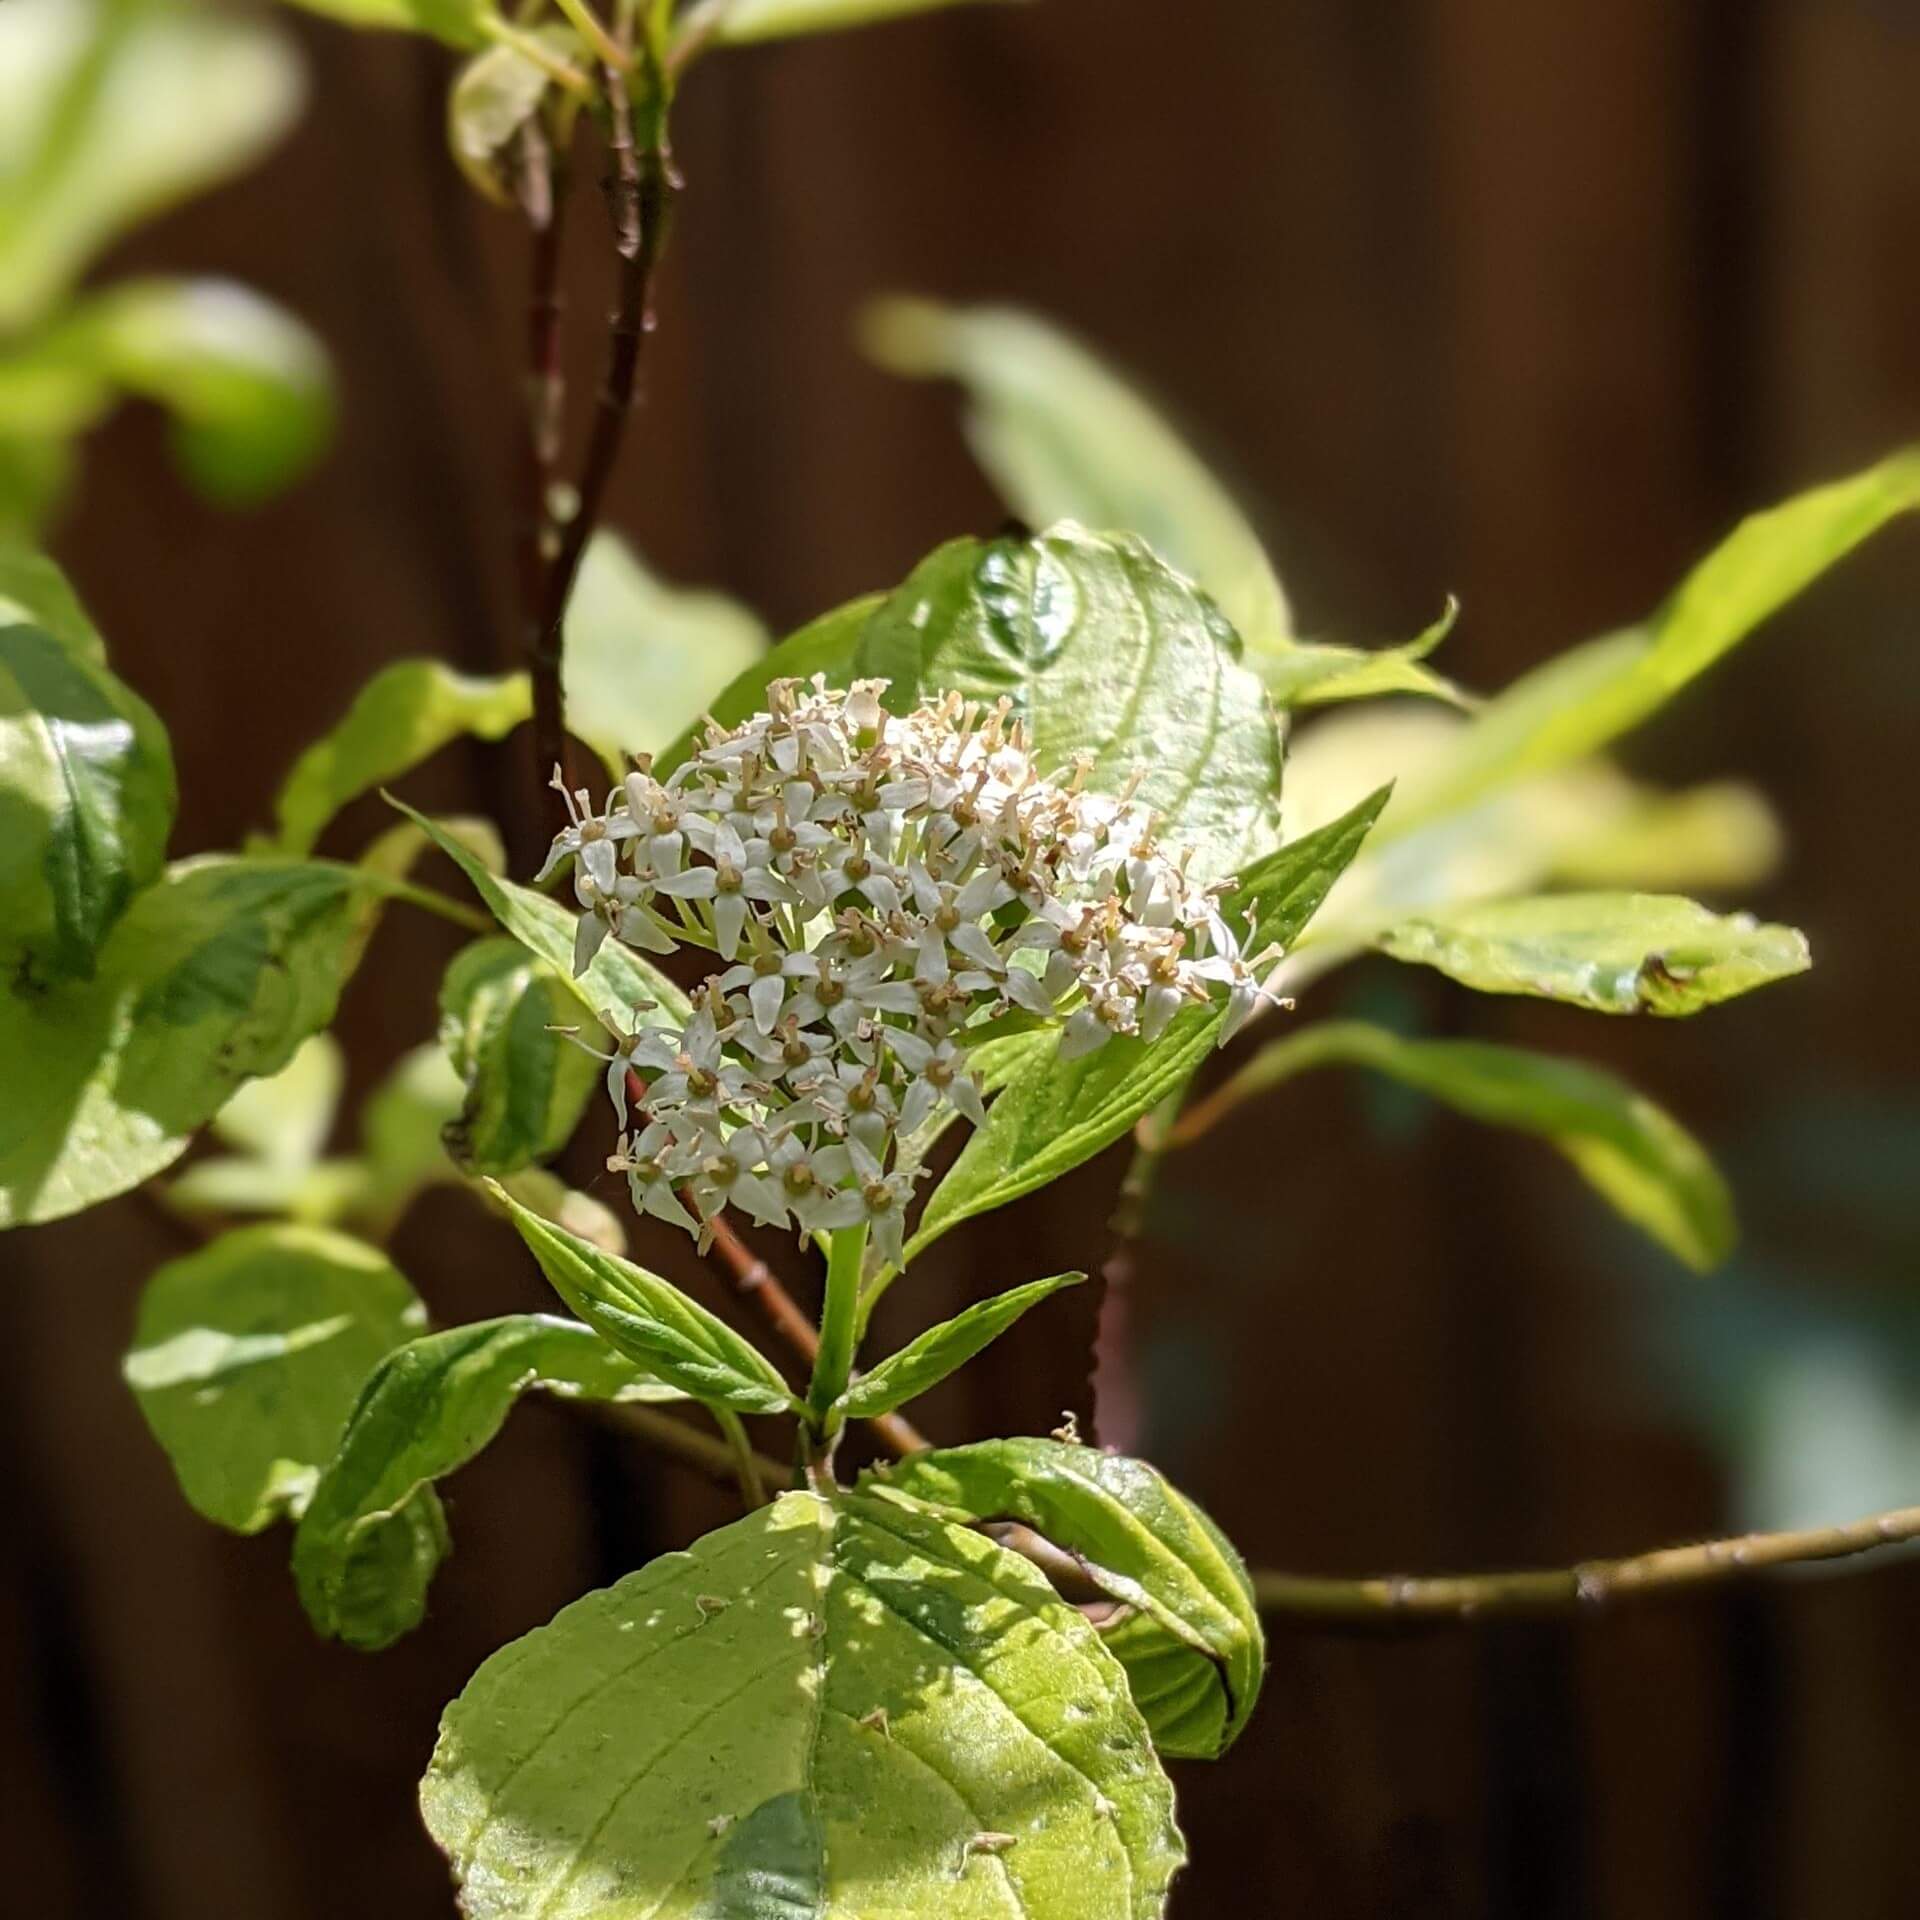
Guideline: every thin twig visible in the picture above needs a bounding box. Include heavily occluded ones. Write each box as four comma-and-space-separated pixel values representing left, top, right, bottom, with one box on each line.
1091, 1103, 1174, 1451
1252, 1502, 1920, 1629
589, 1400, 789, 1492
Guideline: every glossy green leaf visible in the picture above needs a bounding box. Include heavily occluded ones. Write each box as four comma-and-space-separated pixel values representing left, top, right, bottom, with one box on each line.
0, 0, 304, 330
1253, 599, 1467, 710
0, 857, 381, 1226
0, 612, 176, 984
388, 799, 691, 1032
421, 1487, 1182, 1919
841, 1271, 1084, 1419
496, 1184, 797, 1413
563, 531, 767, 774
856, 525, 1284, 883
652, 591, 880, 777
1379, 891, 1812, 1017
0, 542, 103, 658
272, 660, 529, 855
865, 297, 1289, 649
293, 1313, 680, 1649
438, 937, 598, 1174
1390, 450, 1920, 836
1195, 1021, 1734, 1270
124, 1223, 425, 1532
688, 0, 1024, 48
876, 1438, 1264, 1762
281, 0, 492, 51
447, 30, 576, 205
901, 786, 1389, 1271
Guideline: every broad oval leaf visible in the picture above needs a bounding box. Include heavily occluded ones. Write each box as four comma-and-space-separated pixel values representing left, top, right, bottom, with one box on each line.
563, 531, 767, 775
293, 1313, 680, 1649
438, 938, 598, 1174
1378, 892, 1812, 1017
874, 1438, 1263, 1762
864, 298, 1290, 651
124, 1223, 424, 1533
840, 1270, 1084, 1419
272, 659, 530, 855
901, 786, 1389, 1271
855, 525, 1283, 884
448, 31, 576, 205
0, 0, 304, 330
206, 1031, 344, 1171
0, 613, 176, 983
692, 0, 1024, 48
1186, 1021, 1735, 1271
0, 856, 382, 1226
497, 1184, 797, 1413
421, 1487, 1183, 1919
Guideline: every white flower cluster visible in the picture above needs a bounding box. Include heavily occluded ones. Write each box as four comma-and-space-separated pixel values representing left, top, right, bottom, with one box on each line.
542, 676, 1269, 1265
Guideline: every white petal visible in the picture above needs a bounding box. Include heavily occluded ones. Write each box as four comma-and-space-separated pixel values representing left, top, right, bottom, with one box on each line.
573, 911, 611, 976
1002, 967, 1054, 1016
950, 1074, 988, 1128
748, 973, 786, 1035
655, 867, 718, 900
1058, 1009, 1111, 1060
713, 891, 748, 960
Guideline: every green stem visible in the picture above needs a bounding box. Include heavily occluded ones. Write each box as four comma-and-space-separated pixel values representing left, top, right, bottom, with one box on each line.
341, 866, 492, 935
712, 1406, 768, 1508
807, 1222, 869, 1432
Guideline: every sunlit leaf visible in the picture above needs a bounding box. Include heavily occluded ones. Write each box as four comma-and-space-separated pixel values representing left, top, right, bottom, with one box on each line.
876, 1438, 1263, 1761
0, 0, 304, 329
124, 1223, 425, 1532
281, 0, 492, 52
563, 531, 767, 774
864, 297, 1289, 649
421, 1487, 1183, 1920
447, 29, 577, 205
496, 1184, 797, 1413
686, 0, 1024, 49
840, 1271, 1083, 1418
0, 542, 102, 658
1, 607, 175, 984
1252, 599, 1467, 711
1548, 778, 1782, 893
293, 1313, 681, 1649
1188, 1020, 1735, 1270
856, 524, 1284, 883
1379, 892, 1811, 1016
207, 1031, 344, 1169
272, 660, 529, 855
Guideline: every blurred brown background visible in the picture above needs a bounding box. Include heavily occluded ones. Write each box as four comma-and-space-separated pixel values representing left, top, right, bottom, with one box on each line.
9, 1, 1920, 1914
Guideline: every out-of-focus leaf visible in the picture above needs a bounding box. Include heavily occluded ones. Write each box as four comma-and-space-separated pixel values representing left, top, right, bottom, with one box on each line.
1549, 778, 1782, 892
686, 0, 1023, 48
0, 857, 382, 1227
857, 525, 1284, 883
488, 1165, 626, 1256
840, 1271, 1083, 1419
1, 608, 175, 984
388, 799, 690, 1031
1188, 1020, 1735, 1270
208, 1031, 344, 1169
281, 0, 491, 51
1253, 599, 1467, 710
652, 591, 880, 778
438, 937, 598, 1174
1379, 891, 1811, 1016
0, 0, 304, 329
447, 29, 576, 204
272, 660, 529, 855
864, 297, 1289, 649
0, 543, 101, 658
421, 1488, 1182, 1920
355, 1041, 465, 1224
496, 1185, 797, 1413
124, 1223, 425, 1532
292, 1314, 679, 1649
563, 531, 767, 774
902, 788, 1388, 1273
875, 1438, 1264, 1762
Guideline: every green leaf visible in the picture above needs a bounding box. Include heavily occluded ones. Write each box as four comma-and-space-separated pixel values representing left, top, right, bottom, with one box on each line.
840, 1271, 1084, 1419
855, 524, 1284, 883
690, 0, 1024, 48
875, 1438, 1264, 1762
293, 1313, 679, 1649
0, 541, 104, 657
1548, 777, 1782, 893
1252, 599, 1468, 711
1390, 449, 1920, 836
496, 1184, 797, 1413
208, 1030, 345, 1169
0, 857, 383, 1226
902, 786, 1389, 1270
652, 591, 880, 778
421, 1487, 1183, 1919
563, 531, 767, 775
1193, 1021, 1735, 1270
447, 30, 577, 205
0, 612, 176, 984
1378, 891, 1812, 1017
864, 297, 1289, 650
438, 937, 598, 1174
388, 798, 691, 1032
271, 659, 530, 855
0, 0, 304, 330
281, 0, 492, 51
124, 1223, 425, 1533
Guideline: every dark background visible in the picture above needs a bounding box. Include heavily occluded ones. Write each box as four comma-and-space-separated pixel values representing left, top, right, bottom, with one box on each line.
9, 1, 1920, 1914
